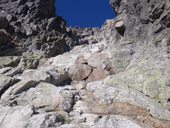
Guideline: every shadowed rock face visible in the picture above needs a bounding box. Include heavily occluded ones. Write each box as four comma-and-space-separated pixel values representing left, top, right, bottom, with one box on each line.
0, 0, 55, 22
0, 0, 78, 57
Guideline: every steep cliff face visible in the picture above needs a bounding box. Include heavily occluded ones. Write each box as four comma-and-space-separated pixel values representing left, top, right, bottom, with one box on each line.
0, 0, 78, 57
110, 0, 170, 39
107, 0, 170, 106
0, 0, 55, 21
0, 0, 170, 128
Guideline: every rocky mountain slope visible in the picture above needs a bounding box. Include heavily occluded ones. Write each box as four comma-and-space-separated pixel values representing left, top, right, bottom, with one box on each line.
0, 0, 170, 128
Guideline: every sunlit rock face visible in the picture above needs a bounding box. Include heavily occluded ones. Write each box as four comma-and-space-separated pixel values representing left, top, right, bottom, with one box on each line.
105, 0, 170, 118
0, 0, 170, 128
109, 0, 170, 40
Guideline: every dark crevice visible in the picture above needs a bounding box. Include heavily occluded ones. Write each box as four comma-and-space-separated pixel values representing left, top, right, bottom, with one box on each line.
0, 79, 20, 98
116, 26, 126, 36
84, 68, 93, 81
60, 79, 72, 86
167, 98, 170, 102
166, 80, 170, 87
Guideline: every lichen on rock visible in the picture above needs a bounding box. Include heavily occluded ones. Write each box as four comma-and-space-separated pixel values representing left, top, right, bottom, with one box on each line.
0, 0, 170, 127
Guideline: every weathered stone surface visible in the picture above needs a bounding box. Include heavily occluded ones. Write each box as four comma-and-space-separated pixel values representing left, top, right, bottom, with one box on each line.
69, 64, 92, 81
15, 66, 70, 86
87, 52, 111, 68
1, 80, 38, 100
1, 82, 77, 113
86, 69, 110, 83
63, 97, 170, 128
0, 56, 20, 67
86, 81, 170, 121
18, 57, 39, 70
19, 82, 63, 110
24, 112, 66, 128
46, 66, 69, 85
111, 49, 134, 73
16, 69, 51, 83
0, 105, 68, 128
45, 54, 78, 69
59, 115, 142, 128
0, 0, 170, 127
0, 75, 17, 97
115, 20, 126, 36
46, 17, 66, 32
75, 55, 87, 64
0, 67, 12, 74
0, 105, 33, 128
4, 67, 23, 77
94, 115, 142, 128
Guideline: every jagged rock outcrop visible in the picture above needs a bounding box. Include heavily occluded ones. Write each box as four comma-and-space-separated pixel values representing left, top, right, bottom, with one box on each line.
0, 0, 78, 57
0, 0, 170, 128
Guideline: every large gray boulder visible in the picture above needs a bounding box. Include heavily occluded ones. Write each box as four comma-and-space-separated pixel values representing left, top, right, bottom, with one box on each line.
0, 105, 33, 128
69, 64, 92, 81
1, 82, 77, 113
16, 69, 51, 83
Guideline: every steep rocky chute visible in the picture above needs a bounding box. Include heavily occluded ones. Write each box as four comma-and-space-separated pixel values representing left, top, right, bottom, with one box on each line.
0, 0, 170, 128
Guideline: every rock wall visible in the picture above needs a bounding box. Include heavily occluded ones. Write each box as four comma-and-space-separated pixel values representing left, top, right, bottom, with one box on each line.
0, 0, 170, 128
0, 0, 78, 57
107, 0, 170, 106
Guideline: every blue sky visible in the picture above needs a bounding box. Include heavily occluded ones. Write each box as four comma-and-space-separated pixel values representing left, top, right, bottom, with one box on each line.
55, 0, 115, 28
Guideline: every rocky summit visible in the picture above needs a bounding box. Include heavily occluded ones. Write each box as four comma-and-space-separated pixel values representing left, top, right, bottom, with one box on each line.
0, 0, 170, 128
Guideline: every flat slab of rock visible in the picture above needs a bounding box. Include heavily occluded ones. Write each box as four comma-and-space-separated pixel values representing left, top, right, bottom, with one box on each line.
16, 69, 51, 83
87, 52, 111, 68
45, 54, 78, 69
86, 69, 110, 83
69, 64, 92, 81
18, 67, 70, 86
